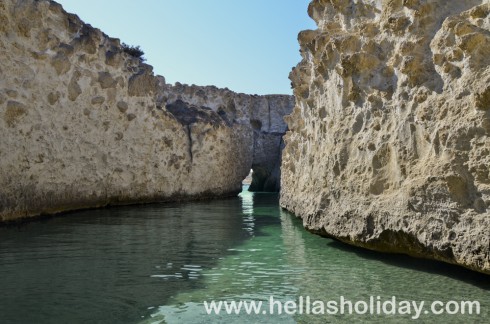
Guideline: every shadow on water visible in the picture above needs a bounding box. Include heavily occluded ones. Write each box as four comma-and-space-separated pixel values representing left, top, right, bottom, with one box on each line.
147, 191, 490, 324
0, 193, 262, 324
323, 238, 490, 290
1, 187, 489, 324
280, 207, 490, 289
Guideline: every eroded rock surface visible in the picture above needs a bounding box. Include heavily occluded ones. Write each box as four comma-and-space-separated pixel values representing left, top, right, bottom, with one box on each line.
163, 83, 294, 192
281, 0, 490, 274
0, 0, 293, 222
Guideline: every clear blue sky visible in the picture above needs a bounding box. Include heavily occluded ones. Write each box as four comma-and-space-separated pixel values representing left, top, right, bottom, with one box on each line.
55, 0, 315, 95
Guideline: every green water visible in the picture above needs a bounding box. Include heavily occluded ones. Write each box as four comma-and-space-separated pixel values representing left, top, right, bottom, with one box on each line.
0, 187, 488, 323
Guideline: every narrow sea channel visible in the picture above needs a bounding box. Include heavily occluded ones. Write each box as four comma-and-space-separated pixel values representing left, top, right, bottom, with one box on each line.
0, 186, 488, 323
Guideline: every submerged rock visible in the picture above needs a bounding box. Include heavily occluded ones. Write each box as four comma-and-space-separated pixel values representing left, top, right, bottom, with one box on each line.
0, 0, 293, 222
281, 0, 490, 274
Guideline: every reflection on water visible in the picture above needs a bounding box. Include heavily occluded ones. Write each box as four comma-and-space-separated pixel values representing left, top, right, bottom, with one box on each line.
0, 198, 249, 323
240, 185, 255, 236
0, 187, 488, 323
147, 190, 490, 323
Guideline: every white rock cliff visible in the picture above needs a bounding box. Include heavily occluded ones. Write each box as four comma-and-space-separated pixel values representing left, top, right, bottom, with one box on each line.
281, 0, 490, 274
0, 0, 293, 221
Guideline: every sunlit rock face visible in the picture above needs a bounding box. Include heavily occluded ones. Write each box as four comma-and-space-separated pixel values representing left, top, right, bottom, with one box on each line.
281, 0, 490, 274
0, 0, 293, 221
163, 84, 294, 192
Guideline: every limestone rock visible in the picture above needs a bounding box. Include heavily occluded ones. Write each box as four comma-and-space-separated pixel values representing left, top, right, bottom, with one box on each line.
162, 83, 294, 192
281, 0, 490, 274
0, 0, 293, 222
4, 100, 27, 127
98, 72, 117, 89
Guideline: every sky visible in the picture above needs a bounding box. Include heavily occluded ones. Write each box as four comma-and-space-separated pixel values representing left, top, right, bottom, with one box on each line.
55, 0, 316, 95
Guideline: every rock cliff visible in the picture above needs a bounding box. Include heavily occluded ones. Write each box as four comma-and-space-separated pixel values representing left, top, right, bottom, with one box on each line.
162, 83, 294, 192
281, 0, 490, 274
0, 0, 293, 222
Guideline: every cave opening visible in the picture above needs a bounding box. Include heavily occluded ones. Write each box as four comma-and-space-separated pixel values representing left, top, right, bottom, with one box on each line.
242, 165, 281, 193
242, 169, 253, 192
249, 166, 275, 192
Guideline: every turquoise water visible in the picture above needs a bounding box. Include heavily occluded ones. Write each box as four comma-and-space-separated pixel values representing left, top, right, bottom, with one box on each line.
0, 187, 488, 323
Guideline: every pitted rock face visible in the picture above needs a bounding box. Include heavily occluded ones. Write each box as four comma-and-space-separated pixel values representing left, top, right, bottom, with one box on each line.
0, 0, 293, 222
281, 0, 490, 274
162, 83, 294, 192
